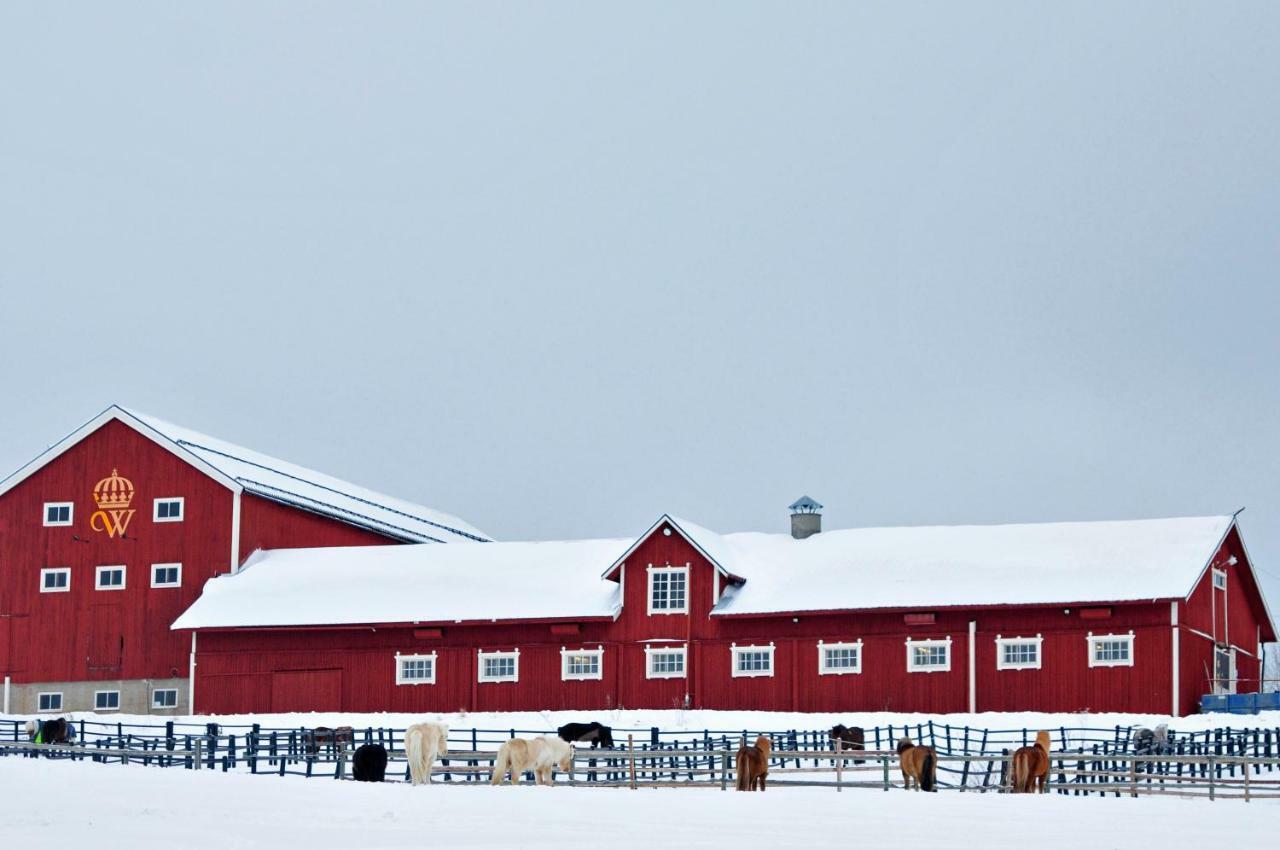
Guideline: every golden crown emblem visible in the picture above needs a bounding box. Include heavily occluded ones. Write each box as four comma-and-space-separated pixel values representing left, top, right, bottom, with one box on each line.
93, 468, 135, 510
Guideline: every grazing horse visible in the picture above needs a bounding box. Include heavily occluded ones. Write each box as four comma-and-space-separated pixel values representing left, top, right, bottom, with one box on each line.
490, 735, 575, 786
897, 737, 937, 792
306, 726, 354, 756
1010, 730, 1051, 793
830, 724, 866, 764
557, 721, 615, 749
352, 744, 389, 782
735, 736, 772, 791
404, 722, 450, 786
25, 718, 75, 745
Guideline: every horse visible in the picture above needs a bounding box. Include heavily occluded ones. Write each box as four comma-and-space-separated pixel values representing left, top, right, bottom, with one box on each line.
306, 726, 354, 756
557, 721, 615, 749
352, 743, 389, 782
490, 735, 575, 786
25, 718, 75, 745
404, 722, 450, 785
830, 724, 866, 764
1010, 730, 1051, 793
897, 737, 937, 792
735, 736, 772, 791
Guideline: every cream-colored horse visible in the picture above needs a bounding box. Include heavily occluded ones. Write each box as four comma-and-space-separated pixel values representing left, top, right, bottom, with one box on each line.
490, 735, 574, 786
405, 722, 450, 785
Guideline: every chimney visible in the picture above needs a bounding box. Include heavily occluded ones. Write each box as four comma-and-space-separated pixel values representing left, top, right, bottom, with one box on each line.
788, 496, 823, 539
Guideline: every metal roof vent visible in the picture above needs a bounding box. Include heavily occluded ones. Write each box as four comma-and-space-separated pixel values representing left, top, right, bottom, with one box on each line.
788, 496, 823, 540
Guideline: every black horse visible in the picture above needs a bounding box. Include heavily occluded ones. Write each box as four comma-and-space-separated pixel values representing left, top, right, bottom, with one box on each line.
829, 724, 865, 764
28, 718, 75, 745
352, 743, 388, 782
557, 721, 615, 749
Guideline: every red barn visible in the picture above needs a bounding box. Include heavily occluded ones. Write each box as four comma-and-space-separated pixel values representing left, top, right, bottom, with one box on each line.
175, 504, 1275, 716
0, 406, 488, 715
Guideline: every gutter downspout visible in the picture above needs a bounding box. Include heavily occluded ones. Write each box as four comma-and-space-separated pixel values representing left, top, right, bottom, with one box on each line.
968, 620, 977, 713
188, 632, 197, 715
1171, 601, 1180, 716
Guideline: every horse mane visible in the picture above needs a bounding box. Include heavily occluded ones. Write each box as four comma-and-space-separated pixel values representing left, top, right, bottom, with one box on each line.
1035, 730, 1050, 752
754, 736, 771, 757
896, 737, 914, 755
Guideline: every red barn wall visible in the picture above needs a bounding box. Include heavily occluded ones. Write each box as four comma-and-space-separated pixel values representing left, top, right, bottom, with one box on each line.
236, 493, 399, 564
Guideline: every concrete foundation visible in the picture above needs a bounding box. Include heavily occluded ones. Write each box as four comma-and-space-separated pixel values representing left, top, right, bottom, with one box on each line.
5, 678, 187, 716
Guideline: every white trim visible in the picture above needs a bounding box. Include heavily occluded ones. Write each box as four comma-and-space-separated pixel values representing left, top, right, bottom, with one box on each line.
644, 645, 687, 679
95, 564, 126, 590
39, 567, 71, 593
93, 689, 121, 712
994, 634, 1043, 671
560, 646, 604, 681
646, 565, 689, 615
152, 688, 179, 709
36, 692, 63, 713
188, 632, 197, 714
152, 496, 185, 523
42, 501, 74, 527
1212, 567, 1227, 590
1171, 602, 1180, 716
968, 621, 977, 712
1086, 631, 1135, 668
231, 489, 242, 572
395, 651, 438, 685
477, 649, 520, 683
602, 514, 735, 583
150, 562, 183, 588
906, 636, 952, 673
817, 640, 863, 675
730, 642, 776, 678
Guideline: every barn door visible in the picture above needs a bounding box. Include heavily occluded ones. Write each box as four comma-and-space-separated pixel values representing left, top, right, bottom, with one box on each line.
88, 605, 123, 672
1213, 646, 1236, 695
271, 669, 343, 713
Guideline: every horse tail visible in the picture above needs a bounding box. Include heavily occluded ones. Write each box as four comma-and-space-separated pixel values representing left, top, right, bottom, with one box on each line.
920, 751, 936, 792
490, 742, 510, 785
735, 749, 749, 791
405, 726, 426, 785
1010, 750, 1026, 793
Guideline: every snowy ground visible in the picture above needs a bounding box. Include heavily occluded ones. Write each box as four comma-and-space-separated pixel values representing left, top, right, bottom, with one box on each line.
1, 757, 1274, 849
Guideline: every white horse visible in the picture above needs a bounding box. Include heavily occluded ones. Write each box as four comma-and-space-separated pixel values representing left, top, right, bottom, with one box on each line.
490, 735, 574, 786
404, 722, 449, 785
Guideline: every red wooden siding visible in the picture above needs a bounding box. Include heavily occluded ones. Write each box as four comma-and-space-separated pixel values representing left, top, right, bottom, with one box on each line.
237, 493, 399, 564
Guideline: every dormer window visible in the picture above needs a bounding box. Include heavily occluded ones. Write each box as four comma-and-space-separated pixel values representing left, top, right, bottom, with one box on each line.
153, 497, 184, 523
43, 502, 73, 526
647, 566, 688, 614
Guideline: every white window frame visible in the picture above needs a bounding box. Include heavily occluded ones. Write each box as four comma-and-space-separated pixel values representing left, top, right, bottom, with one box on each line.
906, 637, 952, 673
560, 646, 604, 681
152, 688, 179, 709
995, 634, 1043, 671
152, 497, 185, 523
43, 502, 74, 527
94, 690, 121, 712
1212, 568, 1227, 590
731, 642, 776, 678
1086, 631, 1135, 668
40, 567, 71, 594
647, 565, 689, 615
95, 565, 126, 591
150, 562, 183, 588
37, 692, 63, 713
477, 649, 520, 683
644, 645, 687, 679
818, 640, 863, 675
395, 652, 438, 685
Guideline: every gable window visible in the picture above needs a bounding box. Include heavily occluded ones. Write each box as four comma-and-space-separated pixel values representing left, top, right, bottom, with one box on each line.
818, 640, 863, 675
151, 563, 182, 588
395, 652, 438, 685
731, 643, 776, 678
152, 689, 179, 709
995, 635, 1043, 671
561, 646, 604, 681
478, 649, 519, 683
906, 637, 952, 673
1212, 568, 1227, 590
94, 690, 120, 712
647, 566, 688, 614
644, 645, 687, 679
153, 497, 184, 523
43, 502, 73, 527
40, 568, 71, 593
1087, 632, 1134, 668
96, 565, 126, 590
37, 692, 63, 712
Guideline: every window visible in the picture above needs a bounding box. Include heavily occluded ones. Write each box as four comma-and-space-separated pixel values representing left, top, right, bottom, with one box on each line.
152, 689, 179, 709
818, 640, 863, 675
906, 637, 952, 673
647, 566, 688, 614
478, 650, 519, 683
94, 690, 120, 711
1212, 568, 1227, 590
153, 497, 184, 523
150, 563, 182, 588
1086, 631, 1135, 668
37, 692, 63, 712
561, 647, 604, 681
43, 502, 73, 527
95, 565, 126, 590
731, 643, 776, 678
40, 568, 71, 593
644, 645, 686, 679
395, 652, 438, 685
995, 635, 1043, 671
1213, 646, 1236, 694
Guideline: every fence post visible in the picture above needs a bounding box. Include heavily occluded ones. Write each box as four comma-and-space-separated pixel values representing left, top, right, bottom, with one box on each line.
1208, 755, 1215, 801
627, 735, 637, 790
194, 738, 202, 771
721, 750, 729, 791
1128, 757, 1137, 798
835, 739, 843, 792
882, 753, 890, 791
1244, 761, 1250, 802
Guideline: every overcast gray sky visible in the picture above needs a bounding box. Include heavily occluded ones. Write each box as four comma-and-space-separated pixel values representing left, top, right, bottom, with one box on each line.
3, 3, 1279, 610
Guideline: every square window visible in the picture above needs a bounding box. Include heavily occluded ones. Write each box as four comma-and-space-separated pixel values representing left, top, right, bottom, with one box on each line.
95, 691, 120, 711
645, 647, 686, 679
43, 502, 73, 527
731, 644, 775, 678
561, 648, 604, 681
648, 567, 688, 614
396, 654, 437, 685
38, 692, 63, 712
95, 565, 126, 590
996, 636, 1043, 671
153, 498, 184, 523
1087, 633, 1135, 667
478, 651, 519, 683
819, 641, 863, 675
1212, 569, 1227, 590
906, 638, 952, 673
151, 563, 182, 588
40, 568, 71, 593
152, 689, 179, 709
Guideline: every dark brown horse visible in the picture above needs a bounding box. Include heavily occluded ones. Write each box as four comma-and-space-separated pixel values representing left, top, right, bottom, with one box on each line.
897, 737, 937, 792
1010, 730, 1051, 793
830, 724, 866, 764
306, 726, 354, 756
735, 736, 772, 791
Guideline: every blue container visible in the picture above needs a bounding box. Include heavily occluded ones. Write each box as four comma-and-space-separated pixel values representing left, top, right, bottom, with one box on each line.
1227, 693, 1258, 714
1200, 694, 1229, 713
1256, 692, 1280, 712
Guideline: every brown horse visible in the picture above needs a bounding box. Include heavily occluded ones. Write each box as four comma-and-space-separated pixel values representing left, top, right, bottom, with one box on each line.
830, 724, 866, 765
897, 737, 937, 792
735, 736, 772, 791
1010, 730, 1051, 793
